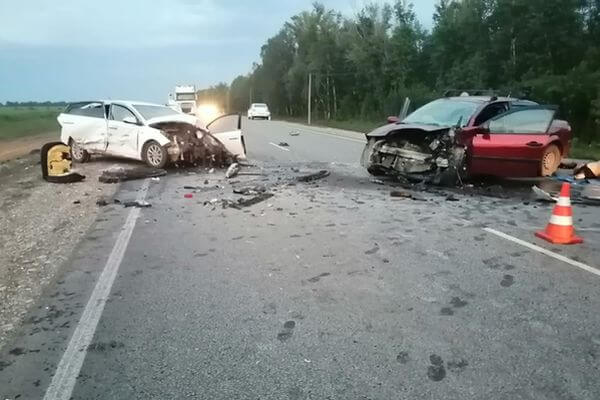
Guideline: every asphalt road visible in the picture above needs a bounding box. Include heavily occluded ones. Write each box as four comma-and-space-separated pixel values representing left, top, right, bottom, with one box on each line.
1, 119, 600, 400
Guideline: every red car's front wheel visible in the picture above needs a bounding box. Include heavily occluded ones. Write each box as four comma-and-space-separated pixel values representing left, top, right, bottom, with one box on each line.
540, 144, 561, 177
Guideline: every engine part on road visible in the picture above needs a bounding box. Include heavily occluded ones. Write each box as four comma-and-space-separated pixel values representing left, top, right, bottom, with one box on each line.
535, 183, 583, 245
41, 142, 86, 184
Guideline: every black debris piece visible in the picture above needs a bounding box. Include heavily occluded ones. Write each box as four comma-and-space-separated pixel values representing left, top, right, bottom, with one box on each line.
297, 170, 330, 183
96, 199, 109, 207
99, 167, 167, 184
233, 185, 267, 195
445, 194, 460, 202
278, 142, 290, 147
390, 191, 413, 198
223, 193, 274, 210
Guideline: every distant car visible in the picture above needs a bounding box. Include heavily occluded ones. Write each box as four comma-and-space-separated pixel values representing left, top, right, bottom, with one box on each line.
247, 103, 271, 120
57, 101, 246, 168
361, 94, 572, 184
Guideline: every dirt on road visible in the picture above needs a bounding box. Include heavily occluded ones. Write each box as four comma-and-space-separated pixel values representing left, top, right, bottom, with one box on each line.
0, 152, 139, 350
0, 133, 58, 162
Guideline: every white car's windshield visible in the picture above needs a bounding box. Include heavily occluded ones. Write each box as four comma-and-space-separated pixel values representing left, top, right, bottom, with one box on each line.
253, 104, 268, 109
133, 104, 180, 120
403, 99, 480, 127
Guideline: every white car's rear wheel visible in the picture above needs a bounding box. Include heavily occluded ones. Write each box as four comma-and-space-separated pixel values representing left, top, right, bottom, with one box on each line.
69, 139, 90, 163
143, 141, 168, 169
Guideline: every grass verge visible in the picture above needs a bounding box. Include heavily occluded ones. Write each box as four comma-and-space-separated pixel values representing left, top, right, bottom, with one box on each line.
0, 107, 62, 140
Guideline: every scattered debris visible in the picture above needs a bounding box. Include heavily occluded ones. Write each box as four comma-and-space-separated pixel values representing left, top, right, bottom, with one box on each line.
225, 163, 241, 179
96, 198, 109, 207
574, 161, 600, 179
370, 178, 385, 185
73, 200, 81, 205
289, 131, 300, 136
278, 142, 290, 147
151, 177, 160, 182
99, 166, 166, 183
560, 160, 578, 169
445, 194, 460, 202
123, 200, 152, 208
208, 168, 215, 174
233, 185, 267, 195
184, 194, 194, 199
297, 170, 330, 183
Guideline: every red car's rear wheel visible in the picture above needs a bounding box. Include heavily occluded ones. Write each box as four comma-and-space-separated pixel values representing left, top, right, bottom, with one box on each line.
540, 144, 561, 177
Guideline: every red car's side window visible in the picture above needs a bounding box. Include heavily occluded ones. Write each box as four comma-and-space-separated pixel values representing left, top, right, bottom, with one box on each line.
488, 109, 554, 134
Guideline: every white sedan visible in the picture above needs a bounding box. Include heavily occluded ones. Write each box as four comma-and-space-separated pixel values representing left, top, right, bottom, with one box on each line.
57, 101, 246, 168
247, 103, 271, 120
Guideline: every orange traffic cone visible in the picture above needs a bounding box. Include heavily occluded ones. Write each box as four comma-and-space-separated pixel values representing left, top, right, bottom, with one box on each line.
535, 183, 583, 245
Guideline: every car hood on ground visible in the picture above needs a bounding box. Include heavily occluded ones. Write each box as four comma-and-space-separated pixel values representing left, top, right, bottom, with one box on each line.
366, 122, 450, 138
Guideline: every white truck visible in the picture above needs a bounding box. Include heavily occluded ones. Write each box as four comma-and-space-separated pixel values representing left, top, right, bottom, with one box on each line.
174, 85, 197, 115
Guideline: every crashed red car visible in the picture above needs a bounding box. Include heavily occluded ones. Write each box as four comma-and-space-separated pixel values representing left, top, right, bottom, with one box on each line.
361, 94, 572, 184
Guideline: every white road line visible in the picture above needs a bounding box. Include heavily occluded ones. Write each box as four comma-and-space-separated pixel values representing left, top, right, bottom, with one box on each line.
44, 180, 150, 400
295, 127, 367, 144
269, 142, 291, 152
483, 227, 600, 278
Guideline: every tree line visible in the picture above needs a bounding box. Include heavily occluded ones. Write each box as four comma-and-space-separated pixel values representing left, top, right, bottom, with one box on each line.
200, 0, 600, 142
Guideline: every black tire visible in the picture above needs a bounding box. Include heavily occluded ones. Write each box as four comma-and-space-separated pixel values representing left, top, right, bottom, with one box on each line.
142, 141, 168, 169
69, 139, 90, 163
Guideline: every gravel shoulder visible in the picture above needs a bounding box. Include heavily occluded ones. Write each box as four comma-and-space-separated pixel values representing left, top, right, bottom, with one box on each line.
0, 154, 128, 350
0, 133, 58, 162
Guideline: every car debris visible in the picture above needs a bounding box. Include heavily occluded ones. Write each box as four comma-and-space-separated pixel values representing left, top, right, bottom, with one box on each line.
574, 161, 600, 179
99, 166, 167, 183
278, 142, 290, 147
123, 200, 152, 208
222, 193, 274, 210
184, 193, 194, 199
289, 131, 300, 136
297, 170, 330, 183
532, 185, 558, 202
390, 191, 412, 198
40, 142, 85, 183
233, 185, 267, 195
225, 163, 241, 179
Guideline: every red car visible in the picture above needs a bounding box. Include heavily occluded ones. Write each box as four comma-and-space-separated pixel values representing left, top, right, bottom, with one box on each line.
361, 94, 572, 184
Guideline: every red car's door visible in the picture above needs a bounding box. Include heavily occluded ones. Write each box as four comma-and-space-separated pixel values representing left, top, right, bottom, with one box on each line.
469, 107, 557, 177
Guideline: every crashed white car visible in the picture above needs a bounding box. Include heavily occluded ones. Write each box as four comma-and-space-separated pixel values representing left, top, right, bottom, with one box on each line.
58, 101, 246, 168
247, 103, 271, 120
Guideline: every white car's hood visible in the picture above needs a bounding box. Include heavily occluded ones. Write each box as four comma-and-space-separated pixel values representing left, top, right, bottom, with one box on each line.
145, 114, 200, 127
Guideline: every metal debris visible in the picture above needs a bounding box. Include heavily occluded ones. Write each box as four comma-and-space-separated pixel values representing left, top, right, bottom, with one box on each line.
297, 170, 331, 183
123, 200, 152, 208
222, 193, 275, 210
225, 163, 241, 179
233, 185, 267, 195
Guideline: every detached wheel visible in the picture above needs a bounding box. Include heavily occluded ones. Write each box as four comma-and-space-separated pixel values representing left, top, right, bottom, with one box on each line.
69, 139, 90, 163
540, 144, 561, 177
143, 141, 168, 169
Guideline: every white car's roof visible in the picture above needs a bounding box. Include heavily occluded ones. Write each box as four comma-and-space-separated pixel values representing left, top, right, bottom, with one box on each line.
100, 100, 166, 107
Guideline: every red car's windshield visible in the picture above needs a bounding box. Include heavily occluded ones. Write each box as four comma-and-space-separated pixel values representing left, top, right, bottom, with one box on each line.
403, 99, 480, 127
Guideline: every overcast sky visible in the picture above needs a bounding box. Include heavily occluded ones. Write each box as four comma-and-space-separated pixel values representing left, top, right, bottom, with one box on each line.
0, 0, 436, 103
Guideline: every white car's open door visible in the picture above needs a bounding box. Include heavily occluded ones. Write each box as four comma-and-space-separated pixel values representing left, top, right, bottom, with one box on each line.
206, 114, 246, 160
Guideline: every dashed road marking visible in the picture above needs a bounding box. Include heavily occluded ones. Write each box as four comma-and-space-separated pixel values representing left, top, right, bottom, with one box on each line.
269, 142, 291, 152
483, 227, 600, 278
43, 180, 150, 400
295, 127, 367, 144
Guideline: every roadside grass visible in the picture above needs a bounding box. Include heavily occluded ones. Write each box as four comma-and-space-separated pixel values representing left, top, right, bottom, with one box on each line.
0, 107, 62, 140
570, 140, 600, 161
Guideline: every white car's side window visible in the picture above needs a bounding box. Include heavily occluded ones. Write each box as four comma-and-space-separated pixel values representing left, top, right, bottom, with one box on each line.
110, 105, 136, 122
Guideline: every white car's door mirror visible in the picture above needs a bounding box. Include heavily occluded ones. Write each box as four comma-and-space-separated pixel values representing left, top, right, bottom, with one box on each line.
122, 116, 138, 125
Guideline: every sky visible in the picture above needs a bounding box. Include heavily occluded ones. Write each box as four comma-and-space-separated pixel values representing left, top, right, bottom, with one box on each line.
0, 0, 436, 103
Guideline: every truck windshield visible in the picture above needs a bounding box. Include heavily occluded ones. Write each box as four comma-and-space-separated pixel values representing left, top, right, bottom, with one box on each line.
176, 93, 196, 101
403, 99, 480, 127
133, 104, 179, 120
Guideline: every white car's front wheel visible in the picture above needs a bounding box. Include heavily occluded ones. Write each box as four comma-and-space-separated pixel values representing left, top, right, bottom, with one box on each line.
69, 139, 90, 163
143, 141, 168, 169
